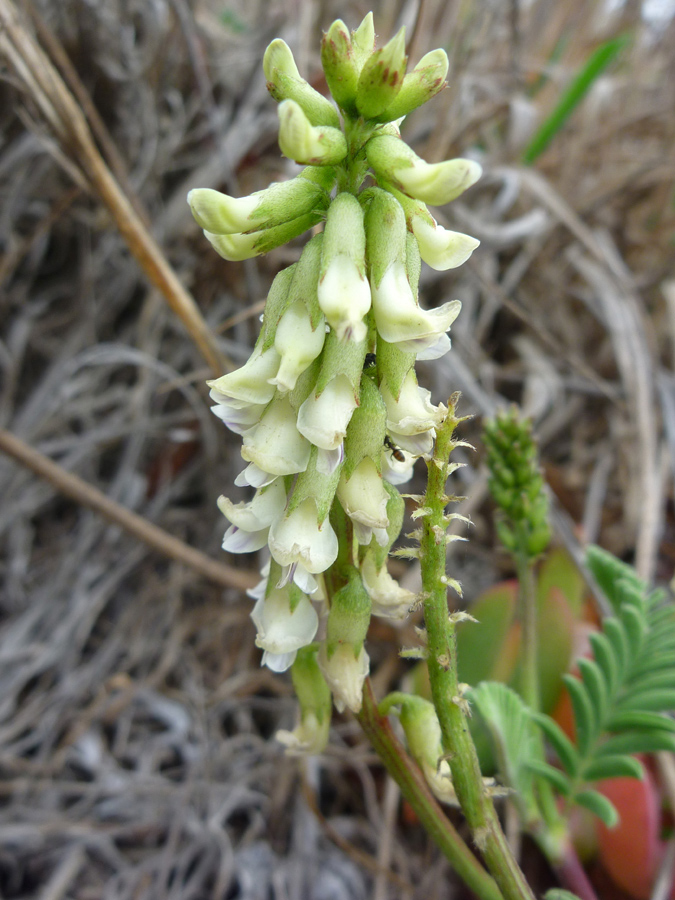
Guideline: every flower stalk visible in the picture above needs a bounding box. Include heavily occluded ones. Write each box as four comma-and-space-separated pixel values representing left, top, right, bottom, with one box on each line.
420, 401, 536, 900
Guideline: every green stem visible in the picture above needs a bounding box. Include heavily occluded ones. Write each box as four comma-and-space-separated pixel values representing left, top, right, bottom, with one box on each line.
357, 680, 504, 900
513, 556, 568, 851
515, 554, 540, 713
421, 403, 536, 900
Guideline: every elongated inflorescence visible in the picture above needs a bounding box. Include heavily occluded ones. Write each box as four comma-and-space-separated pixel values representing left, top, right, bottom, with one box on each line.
189, 13, 480, 748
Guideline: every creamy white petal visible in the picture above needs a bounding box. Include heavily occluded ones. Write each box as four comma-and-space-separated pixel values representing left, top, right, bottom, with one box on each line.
297, 375, 358, 450
268, 498, 338, 574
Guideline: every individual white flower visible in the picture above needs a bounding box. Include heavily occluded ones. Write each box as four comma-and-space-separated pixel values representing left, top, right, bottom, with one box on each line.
361, 554, 415, 620
318, 642, 370, 713
317, 255, 371, 343
337, 457, 390, 546
278, 100, 348, 166
269, 301, 326, 392
297, 375, 358, 450
381, 370, 445, 456
276, 710, 330, 756
207, 347, 280, 405
394, 157, 481, 207
268, 497, 339, 577
411, 217, 480, 271
371, 260, 461, 353
381, 445, 415, 485
242, 395, 311, 476
217, 479, 286, 554
381, 370, 444, 434
251, 587, 319, 672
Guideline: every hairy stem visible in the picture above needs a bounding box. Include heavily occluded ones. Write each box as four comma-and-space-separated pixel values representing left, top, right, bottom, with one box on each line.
357, 680, 504, 900
420, 401, 536, 900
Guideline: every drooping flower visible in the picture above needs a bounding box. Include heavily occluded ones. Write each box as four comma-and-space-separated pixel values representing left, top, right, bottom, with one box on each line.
217, 478, 287, 554
268, 497, 339, 586
241, 395, 312, 476
251, 585, 319, 672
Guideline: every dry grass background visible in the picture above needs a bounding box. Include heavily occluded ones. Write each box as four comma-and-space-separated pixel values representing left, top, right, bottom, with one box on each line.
0, 0, 674, 897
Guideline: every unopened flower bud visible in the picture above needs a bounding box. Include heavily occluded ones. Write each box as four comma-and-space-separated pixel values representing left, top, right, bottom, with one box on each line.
187, 169, 332, 235
271, 300, 326, 392
367, 134, 482, 206
321, 20, 360, 115
318, 193, 371, 342
318, 641, 369, 714
384, 694, 456, 804
276, 645, 332, 755
204, 210, 324, 261
355, 27, 407, 120
351, 12, 375, 69
278, 100, 348, 166
264, 39, 340, 128
373, 49, 449, 123
325, 567, 372, 659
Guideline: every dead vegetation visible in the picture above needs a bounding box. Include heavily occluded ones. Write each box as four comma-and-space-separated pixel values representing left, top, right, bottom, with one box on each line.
0, 0, 673, 897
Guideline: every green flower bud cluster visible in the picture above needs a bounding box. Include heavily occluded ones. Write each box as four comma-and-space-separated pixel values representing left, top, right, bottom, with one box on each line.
483, 409, 552, 560
189, 13, 481, 736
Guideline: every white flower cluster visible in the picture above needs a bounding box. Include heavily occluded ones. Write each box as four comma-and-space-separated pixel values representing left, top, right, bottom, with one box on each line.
189, 12, 480, 729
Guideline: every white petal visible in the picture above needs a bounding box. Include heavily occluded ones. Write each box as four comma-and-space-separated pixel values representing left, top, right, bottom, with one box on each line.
318, 643, 369, 714
268, 498, 338, 574
242, 396, 311, 476
207, 347, 280, 405
252, 589, 319, 659
297, 375, 357, 450
412, 217, 480, 271
235, 462, 277, 488
222, 524, 269, 553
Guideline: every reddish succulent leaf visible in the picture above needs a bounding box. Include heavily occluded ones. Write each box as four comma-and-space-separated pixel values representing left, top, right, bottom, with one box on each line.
596, 769, 663, 900
457, 580, 518, 686
537, 549, 586, 617
536, 586, 576, 713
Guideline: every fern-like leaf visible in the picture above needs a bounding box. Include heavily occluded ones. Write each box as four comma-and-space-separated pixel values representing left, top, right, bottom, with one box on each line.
531, 546, 675, 825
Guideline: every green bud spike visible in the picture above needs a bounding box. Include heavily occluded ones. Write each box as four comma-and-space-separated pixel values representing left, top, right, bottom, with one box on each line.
321, 20, 360, 115
263, 39, 340, 128
483, 408, 552, 562
373, 48, 449, 123
278, 100, 348, 166
325, 566, 372, 657
355, 27, 407, 119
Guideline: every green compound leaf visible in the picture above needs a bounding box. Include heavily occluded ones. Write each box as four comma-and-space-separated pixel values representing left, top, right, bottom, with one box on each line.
470, 682, 543, 820
574, 789, 619, 829
562, 673, 595, 758
595, 730, 675, 757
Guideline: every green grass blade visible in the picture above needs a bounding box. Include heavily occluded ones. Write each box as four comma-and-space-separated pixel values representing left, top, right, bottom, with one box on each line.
522, 35, 630, 165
